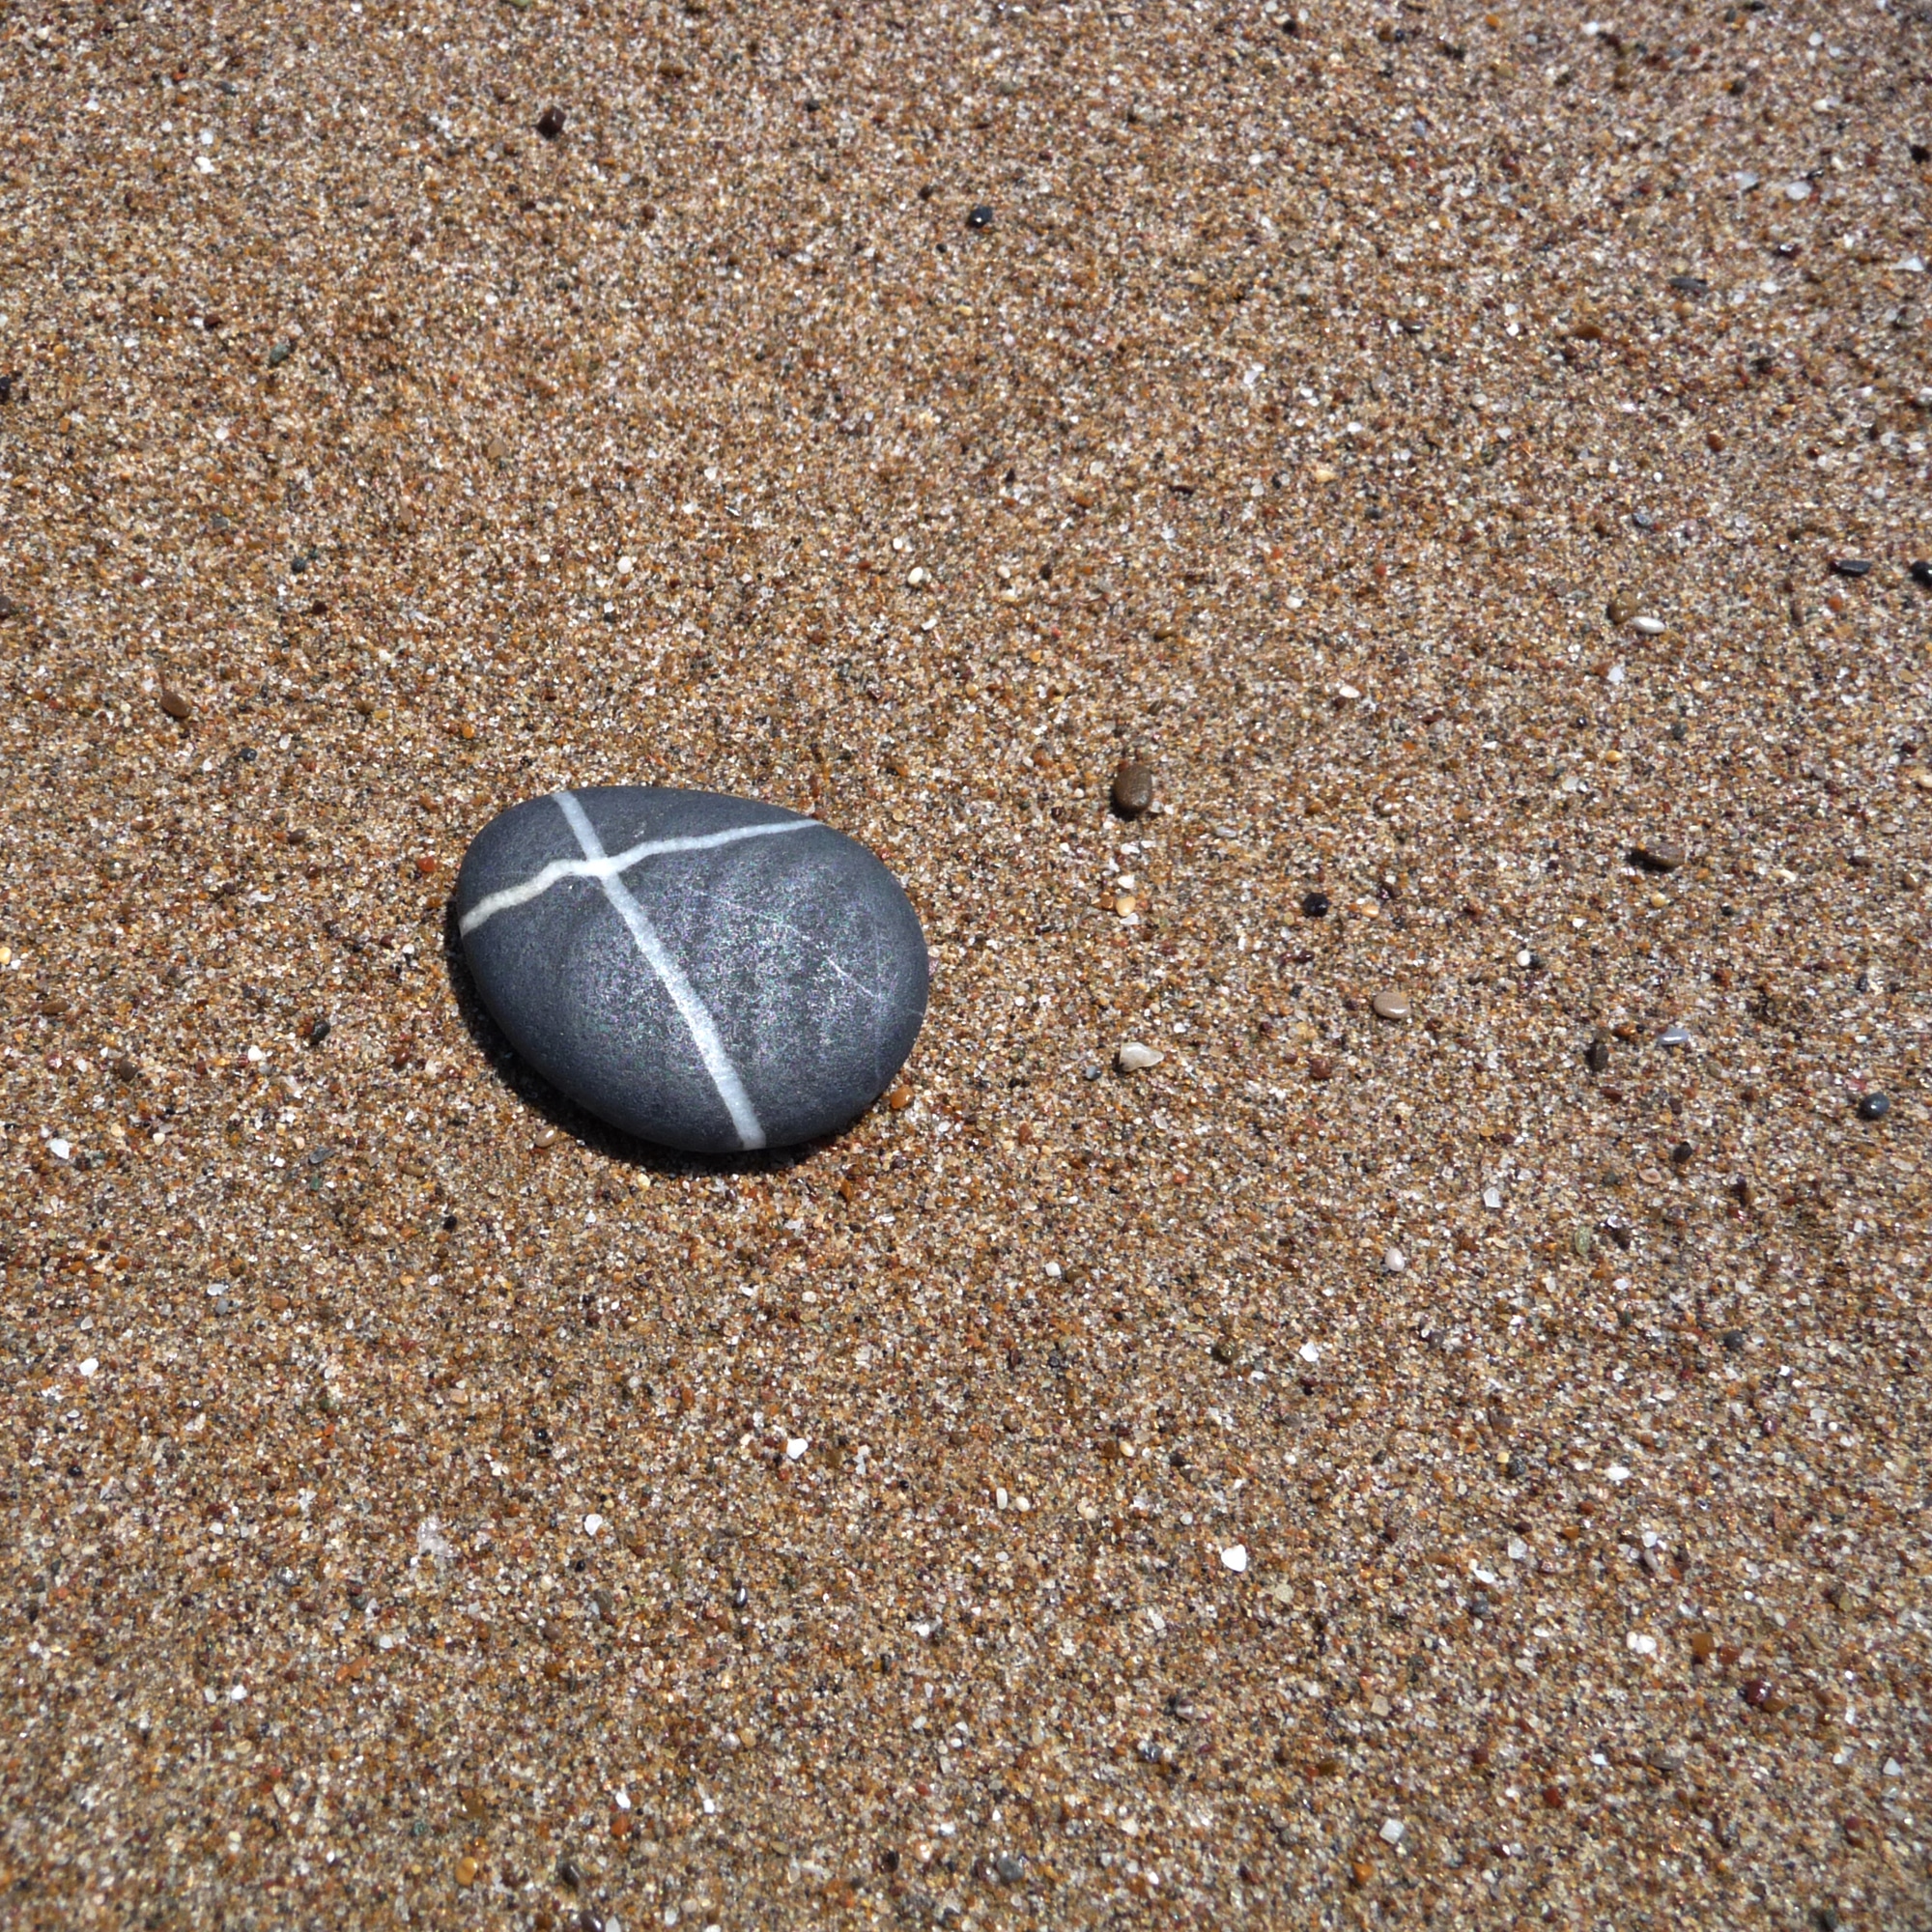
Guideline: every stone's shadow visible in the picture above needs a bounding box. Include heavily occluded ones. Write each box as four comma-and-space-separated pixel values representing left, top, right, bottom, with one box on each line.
438, 897, 846, 1178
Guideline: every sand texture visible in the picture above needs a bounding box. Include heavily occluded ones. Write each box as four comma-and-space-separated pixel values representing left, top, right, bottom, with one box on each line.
2, 1, 1928, 1926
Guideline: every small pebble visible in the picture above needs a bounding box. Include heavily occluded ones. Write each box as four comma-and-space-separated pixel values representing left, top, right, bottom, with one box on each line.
1585, 1037, 1610, 1074
966, 204, 995, 229
1633, 838, 1685, 873
158, 687, 193, 721
1110, 759, 1154, 818
1370, 990, 1409, 1022
1607, 588, 1639, 625
1116, 1040, 1163, 1073
1910, 559, 1932, 590
1220, 1544, 1248, 1573
535, 106, 567, 140
1856, 1092, 1890, 1122
1829, 557, 1872, 578
1383, 1247, 1406, 1273
1300, 890, 1330, 919
1633, 615, 1667, 636
1657, 1023, 1691, 1048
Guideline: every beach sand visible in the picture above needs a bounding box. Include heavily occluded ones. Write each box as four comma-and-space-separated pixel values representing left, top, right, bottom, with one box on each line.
2, 1, 1928, 1924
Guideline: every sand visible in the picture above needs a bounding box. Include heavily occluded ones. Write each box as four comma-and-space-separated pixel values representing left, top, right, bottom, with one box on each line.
2, 1, 1928, 1926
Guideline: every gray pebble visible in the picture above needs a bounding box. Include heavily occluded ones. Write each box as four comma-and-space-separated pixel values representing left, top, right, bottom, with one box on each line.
456, 786, 927, 1153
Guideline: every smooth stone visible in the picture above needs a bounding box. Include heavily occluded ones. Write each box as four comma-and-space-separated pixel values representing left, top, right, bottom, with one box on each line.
1586, 1037, 1611, 1074
1371, 990, 1410, 1022
455, 786, 927, 1153
1857, 1092, 1890, 1122
1657, 1023, 1692, 1048
1633, 838, 1686, 872
1116, 1040, 1163, 1073
1111, 759, 1154, 818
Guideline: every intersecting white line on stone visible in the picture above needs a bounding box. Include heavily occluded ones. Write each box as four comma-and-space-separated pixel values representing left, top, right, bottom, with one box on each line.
552, 789, 768, 1151
457, 817, 815, 937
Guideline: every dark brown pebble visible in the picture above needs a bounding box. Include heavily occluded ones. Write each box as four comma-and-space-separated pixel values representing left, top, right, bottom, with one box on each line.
1632, 839, 1685, 873
536, 106, 567, 140
1607, 587, 1639, 625
1306, 1055, 1334, 1082
305, 1016, 331, 1047
1585, 1038, 1610, 1074
111, 1055, 141, 1082
1110, 760, 1154, 818
1741, 1677, 1776, 1708
157, 687, 192, 721
1300, 890, 1330, 918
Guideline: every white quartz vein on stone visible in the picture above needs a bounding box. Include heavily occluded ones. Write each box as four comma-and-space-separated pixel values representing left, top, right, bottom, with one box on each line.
457, 816, 816, 936
550, 790, 768, 1151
